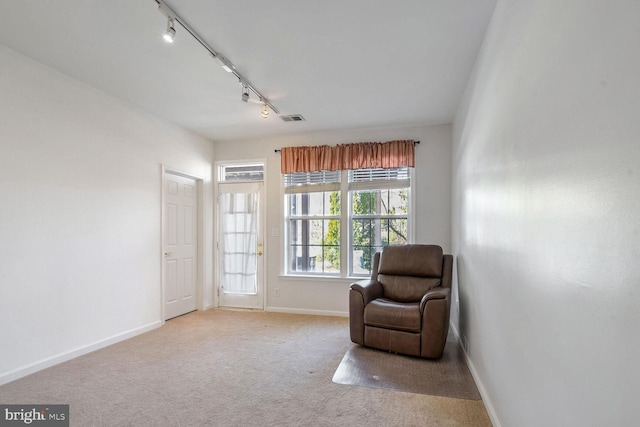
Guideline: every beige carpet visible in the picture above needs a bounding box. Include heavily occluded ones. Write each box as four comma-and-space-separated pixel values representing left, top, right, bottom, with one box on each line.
0, 310, 491, 426
333, 334, 481, 400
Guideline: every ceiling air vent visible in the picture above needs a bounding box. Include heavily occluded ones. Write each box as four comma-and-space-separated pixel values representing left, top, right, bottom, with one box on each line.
279, 114, 306, 122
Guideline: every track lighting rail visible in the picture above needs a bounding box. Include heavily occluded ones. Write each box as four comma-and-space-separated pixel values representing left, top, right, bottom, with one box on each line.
155, 0, 279, 115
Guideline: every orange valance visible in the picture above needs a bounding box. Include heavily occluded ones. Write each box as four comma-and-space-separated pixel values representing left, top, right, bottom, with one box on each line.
280, 140, 415, 174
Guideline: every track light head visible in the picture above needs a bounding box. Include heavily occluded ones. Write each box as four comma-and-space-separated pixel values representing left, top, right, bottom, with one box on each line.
241, 86, 249, 103
163, 18, 176, 43
261, 103, 270, 118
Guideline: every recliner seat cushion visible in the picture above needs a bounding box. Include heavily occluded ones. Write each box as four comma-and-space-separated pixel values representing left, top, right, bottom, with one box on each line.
364, 298, 421, 333
377, 275, 441, 302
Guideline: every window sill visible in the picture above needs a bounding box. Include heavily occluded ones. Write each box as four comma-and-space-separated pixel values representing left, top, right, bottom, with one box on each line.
278, 274, 366, 284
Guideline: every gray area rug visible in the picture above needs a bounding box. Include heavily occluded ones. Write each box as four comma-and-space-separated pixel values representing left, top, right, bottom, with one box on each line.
333, 334, 481, 400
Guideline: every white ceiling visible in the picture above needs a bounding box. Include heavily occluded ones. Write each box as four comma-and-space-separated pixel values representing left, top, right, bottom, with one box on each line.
0, 0, 496, 141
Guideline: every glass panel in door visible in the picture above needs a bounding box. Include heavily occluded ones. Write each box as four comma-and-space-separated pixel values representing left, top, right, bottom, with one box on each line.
218, 182, 263, 308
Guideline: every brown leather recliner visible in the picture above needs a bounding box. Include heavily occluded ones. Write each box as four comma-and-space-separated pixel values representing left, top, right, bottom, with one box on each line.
349, 244, 453, 359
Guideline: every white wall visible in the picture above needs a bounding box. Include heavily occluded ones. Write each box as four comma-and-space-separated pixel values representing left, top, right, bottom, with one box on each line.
452, 1, 640, 426
214, 124, 452, 315
0, 46, 215, 384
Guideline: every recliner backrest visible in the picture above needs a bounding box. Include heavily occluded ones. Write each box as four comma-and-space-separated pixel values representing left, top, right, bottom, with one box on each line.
376, 245, 444, 302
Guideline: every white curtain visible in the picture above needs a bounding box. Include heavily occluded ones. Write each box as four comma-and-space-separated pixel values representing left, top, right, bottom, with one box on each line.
221, 188, 258, 294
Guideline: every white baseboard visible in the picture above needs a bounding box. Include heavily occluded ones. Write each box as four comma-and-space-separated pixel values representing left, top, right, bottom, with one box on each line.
0, 320, 162, 386
266, 306, 348, 318
450, 324, 501, 427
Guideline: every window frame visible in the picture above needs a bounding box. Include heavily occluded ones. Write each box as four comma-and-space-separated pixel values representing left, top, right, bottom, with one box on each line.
348, 187, 411, 277
218, 161, 265, 182
283, 167, 414, 278
286, 191, 342, 276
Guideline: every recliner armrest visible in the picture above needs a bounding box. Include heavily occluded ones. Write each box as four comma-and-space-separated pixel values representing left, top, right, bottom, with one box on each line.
419, 287, 450, 312
350, 280, 383, 305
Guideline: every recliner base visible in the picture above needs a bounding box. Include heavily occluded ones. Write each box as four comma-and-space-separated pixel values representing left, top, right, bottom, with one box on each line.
364, 325, 421, 357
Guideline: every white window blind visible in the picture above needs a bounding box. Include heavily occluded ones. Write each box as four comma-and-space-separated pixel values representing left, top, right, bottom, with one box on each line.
284, 170, 341, 194
348, 167, 410, 191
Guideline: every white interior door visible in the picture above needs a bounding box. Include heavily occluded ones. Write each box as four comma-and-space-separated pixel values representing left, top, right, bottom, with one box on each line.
164, 172, 198, 320
218, 182, 264, 309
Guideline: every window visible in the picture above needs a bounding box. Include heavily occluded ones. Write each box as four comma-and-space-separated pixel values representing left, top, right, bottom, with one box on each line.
219, 163, 264, 182
284, 167, 411, 277
285, 171, 341, 274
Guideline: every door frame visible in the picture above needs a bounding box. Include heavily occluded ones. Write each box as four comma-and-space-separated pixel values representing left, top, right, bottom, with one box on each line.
214, 159, 267, 310
161, 165, 205, 323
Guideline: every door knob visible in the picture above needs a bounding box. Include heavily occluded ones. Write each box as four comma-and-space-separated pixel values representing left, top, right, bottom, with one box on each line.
164, 252, 173, 256
257, 251, 263, 256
